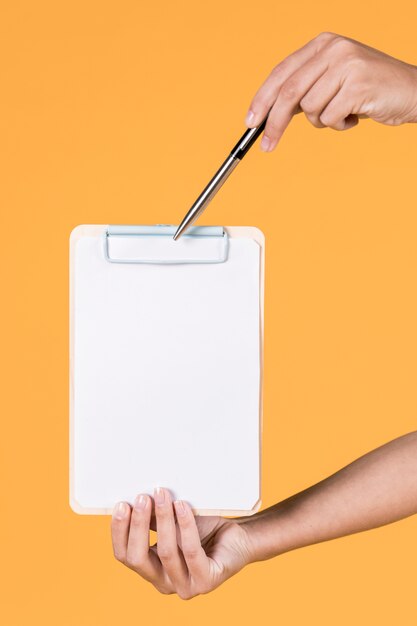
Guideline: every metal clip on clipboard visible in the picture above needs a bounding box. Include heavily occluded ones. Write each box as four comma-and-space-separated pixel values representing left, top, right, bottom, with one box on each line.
104, 224, 229, 265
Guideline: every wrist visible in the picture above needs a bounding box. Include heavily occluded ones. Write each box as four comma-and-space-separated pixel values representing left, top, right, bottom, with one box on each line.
236, 504, 294, 563
235, 489, 324, 563
406, 64, 417, 123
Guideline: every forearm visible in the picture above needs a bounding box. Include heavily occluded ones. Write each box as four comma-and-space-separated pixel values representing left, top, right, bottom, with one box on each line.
239, 431, 417, 562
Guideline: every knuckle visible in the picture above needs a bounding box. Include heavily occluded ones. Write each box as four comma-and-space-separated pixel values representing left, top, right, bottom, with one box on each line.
319, 111, 337, 127
265, 119, 280, 136
316, 31, 337, 42
270, 61, 287, 79
178, 589, 195, 601
319, 112, 329, 126
157, 545, 173, 560
280, 78, 299, 101
250, 94, 270, 113
113, 549, 126, 564
309, 118, 325, 129
299, 96, 316, 115
182, 547, 201, 560
156, 585, 174, 595
125, 553, 143, 569
345, 54, 366, 73
331, 36, 356, 54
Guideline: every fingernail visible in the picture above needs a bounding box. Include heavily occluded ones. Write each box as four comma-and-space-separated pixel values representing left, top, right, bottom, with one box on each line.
174, 500, 186, 516
245, 109, 256, 126
134, 494, 147, 510
113, 501, 128, 520
154, 486, 165, 505
260, 135, 271, 151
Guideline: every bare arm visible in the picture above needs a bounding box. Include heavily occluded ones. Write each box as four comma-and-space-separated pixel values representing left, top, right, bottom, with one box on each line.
112, 431, 417, 599
110, 33, 417, 598
240, 431, 417, 562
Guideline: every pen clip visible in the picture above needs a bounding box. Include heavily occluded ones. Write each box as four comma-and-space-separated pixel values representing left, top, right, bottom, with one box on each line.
230, 117, 267, 159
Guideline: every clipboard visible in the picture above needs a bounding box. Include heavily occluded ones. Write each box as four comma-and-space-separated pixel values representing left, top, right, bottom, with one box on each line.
70, 224, 265, 516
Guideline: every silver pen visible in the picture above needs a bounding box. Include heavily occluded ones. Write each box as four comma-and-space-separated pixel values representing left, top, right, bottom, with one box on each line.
173, 117, 267, 240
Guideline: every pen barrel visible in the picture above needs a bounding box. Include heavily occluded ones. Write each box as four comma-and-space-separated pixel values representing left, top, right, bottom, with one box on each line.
230, 118, 267, 160
185, 155, 240, 227
173, 117, 268, 239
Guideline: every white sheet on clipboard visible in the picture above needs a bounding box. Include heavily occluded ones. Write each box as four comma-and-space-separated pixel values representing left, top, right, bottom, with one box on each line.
70, 225, 264, 515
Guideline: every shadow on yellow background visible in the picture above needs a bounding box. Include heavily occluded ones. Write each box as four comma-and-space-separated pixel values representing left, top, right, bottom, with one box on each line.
1, 1, 417, 624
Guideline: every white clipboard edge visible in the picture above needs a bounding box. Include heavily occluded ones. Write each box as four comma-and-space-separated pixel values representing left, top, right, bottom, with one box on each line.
69, 224, 265, 518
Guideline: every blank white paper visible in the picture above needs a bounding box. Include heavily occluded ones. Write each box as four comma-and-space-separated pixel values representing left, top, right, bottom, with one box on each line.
71, 226, 262, 513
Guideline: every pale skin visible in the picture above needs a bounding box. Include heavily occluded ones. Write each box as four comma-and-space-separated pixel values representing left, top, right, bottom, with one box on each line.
111, 33, 417, 599
246, 31, 417, 148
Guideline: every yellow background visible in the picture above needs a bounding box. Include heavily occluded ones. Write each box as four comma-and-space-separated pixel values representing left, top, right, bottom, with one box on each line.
1, 1, 417, 624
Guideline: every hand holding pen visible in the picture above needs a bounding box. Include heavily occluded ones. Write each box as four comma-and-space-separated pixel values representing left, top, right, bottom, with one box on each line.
174, 32, 417, 240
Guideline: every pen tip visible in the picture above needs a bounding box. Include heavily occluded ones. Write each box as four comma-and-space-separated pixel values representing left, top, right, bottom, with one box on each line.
173, 223, 186, 240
